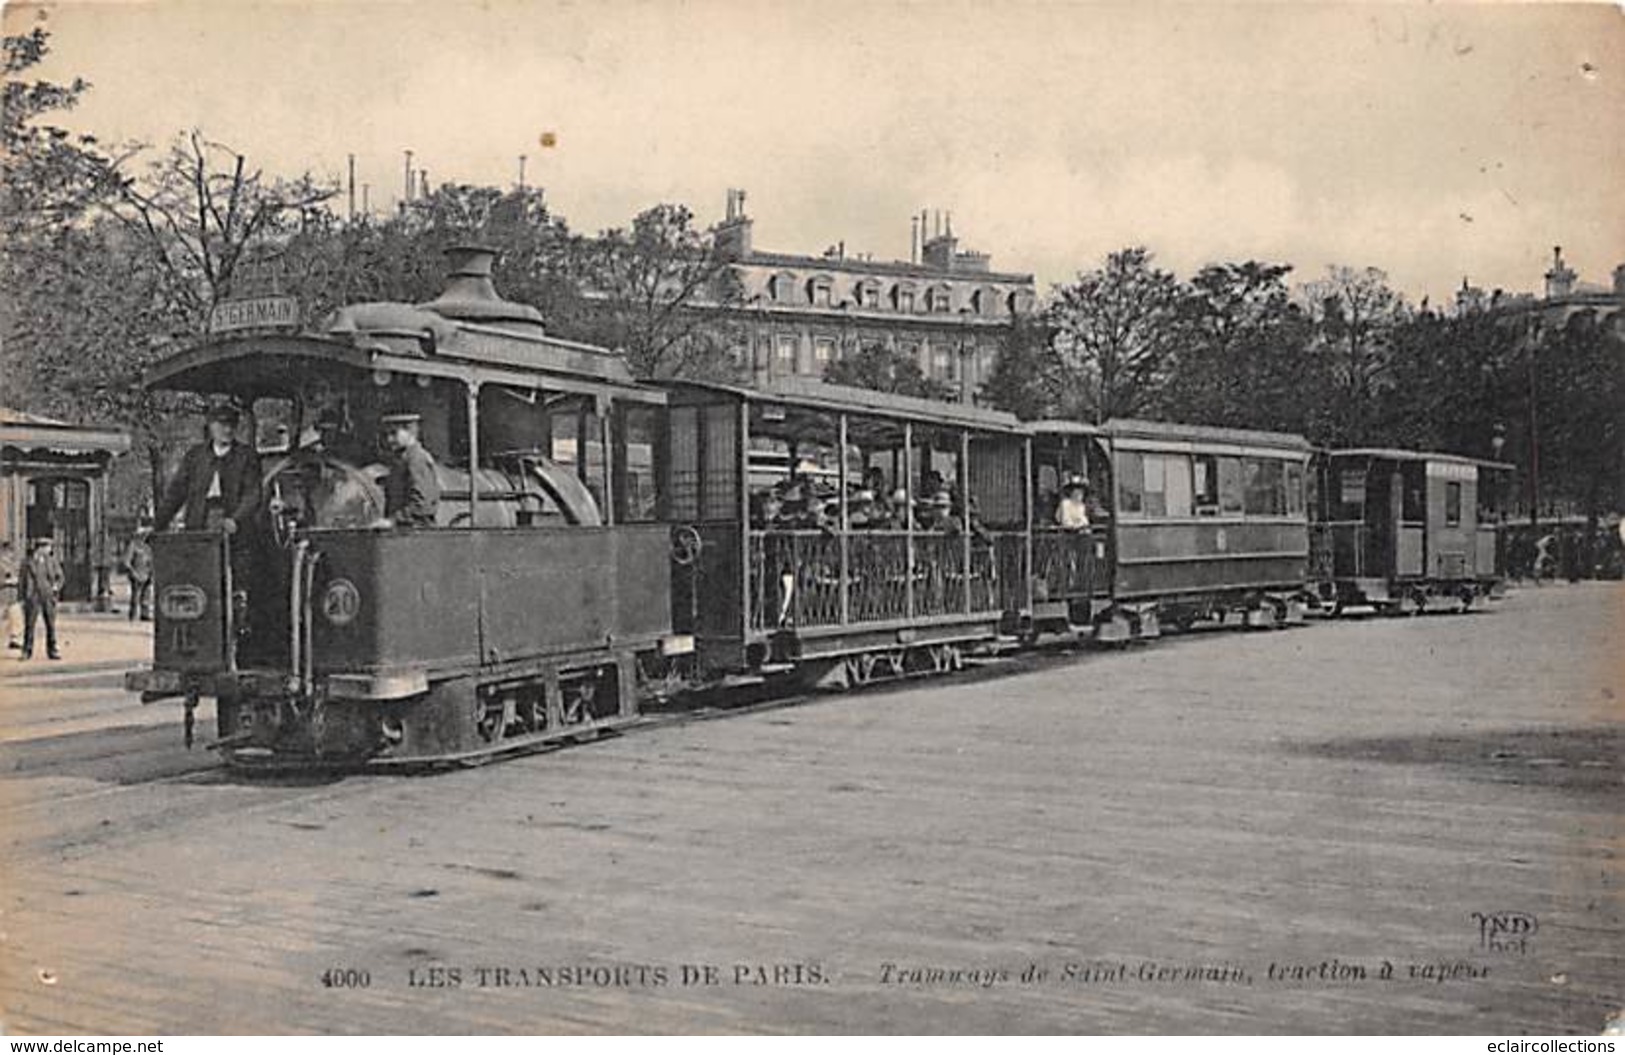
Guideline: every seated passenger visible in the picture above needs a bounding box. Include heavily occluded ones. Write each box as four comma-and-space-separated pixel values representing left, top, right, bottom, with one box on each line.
380, 412, 441, 528
750, 491, 783, 528
848, 489, 878, 529
1055, 475, 1091, 530
802, 495, 839, 536
916, 490, 957, 532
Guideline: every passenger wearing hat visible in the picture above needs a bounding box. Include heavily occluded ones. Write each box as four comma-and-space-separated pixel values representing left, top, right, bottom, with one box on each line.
380, 411, 441, 528
1055, 474, 1091, 530
155, 403, 263, 534
19, 537, 64, 660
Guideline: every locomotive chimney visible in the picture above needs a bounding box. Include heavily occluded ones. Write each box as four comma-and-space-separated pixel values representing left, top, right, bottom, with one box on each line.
420, 245, 545, 327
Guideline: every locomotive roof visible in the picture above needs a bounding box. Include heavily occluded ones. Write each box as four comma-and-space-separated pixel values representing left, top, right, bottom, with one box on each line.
145, 330, 666, 405
1330, 447, 1515, 471
667, 377, 1026, 432
145, 245, 665, 403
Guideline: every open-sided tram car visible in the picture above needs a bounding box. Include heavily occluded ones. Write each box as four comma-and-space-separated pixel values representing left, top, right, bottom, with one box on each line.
664, 377, 1032, 689
126, 247, 690, 767
1309, 448, 1513, 613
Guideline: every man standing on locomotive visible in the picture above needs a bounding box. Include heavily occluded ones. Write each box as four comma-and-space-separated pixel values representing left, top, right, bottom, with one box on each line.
155, 404, 262, 535
380, 411, 441, 528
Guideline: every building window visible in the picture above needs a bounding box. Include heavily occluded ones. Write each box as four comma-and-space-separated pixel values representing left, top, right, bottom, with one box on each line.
775, 334, 799, 375
894, 285, 917, 313
931, 347, 953, 381
812, 337, 837, 374
927, 286, 952, 313
857, 281, 881, 309
770, 272, 797, 304
808, 276, 833, 307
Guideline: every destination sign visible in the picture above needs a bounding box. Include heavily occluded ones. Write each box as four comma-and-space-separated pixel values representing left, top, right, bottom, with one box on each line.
209, 295, 300, 334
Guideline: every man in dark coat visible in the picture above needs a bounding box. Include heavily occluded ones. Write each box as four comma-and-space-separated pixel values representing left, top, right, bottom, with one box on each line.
155, 405, 262, 534
19, 537, 65, 660
380, 412, 441, 527
123, 526, 154, 621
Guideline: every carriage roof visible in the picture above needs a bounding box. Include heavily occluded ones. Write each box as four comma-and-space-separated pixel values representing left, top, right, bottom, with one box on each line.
1330, 447, 1515, 471
665, 377, 1027, 433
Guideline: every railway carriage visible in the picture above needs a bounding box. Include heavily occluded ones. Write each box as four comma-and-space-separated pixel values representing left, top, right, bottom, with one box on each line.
1022, 419, 1314, 638
662, 378, 1030, 689
1310, 448, 1513, 613
127, 247, 689, 767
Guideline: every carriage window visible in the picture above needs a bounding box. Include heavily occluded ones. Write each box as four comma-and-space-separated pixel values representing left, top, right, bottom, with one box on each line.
1243, 458, 1285, 516
617, 405, 661, 522
668, 406, 700, 519
1163, 455, 1193, 517
1142, 454, 1166, 516
1217, 457, 1245, 514
1445, 481, 1462, 526
1193, 456, 1219, 514
1401, 464, 1426, 522
1337, 469, 1366, 518
1285, 461, 1305, 516
1117, 452, 1145, 515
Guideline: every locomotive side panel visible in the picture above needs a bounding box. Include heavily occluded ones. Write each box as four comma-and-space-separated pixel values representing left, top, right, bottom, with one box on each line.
307, 526, 672, 678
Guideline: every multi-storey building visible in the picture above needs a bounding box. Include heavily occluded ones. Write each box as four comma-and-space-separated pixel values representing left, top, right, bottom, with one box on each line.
709, 190, 1037, 399
1457, 245, 1624, 336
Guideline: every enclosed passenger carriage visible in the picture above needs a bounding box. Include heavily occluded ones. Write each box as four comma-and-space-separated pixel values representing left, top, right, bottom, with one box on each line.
661, 378, 1030, 688
1310, 448, 1512, 613
1099, 420, 1313, 633
127, 247, 686, 767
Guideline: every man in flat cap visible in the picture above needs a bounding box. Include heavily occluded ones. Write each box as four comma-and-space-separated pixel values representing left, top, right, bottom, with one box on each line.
155, 404, 263, 535
380, 412, 440, 528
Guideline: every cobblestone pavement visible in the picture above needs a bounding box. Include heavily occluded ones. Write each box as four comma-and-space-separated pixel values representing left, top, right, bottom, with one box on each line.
0, 584, 1619, 1034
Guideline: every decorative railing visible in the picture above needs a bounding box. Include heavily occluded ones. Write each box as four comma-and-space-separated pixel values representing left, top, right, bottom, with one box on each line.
849, 532, 910, 623
748, 527, 1008, 632
1032, 528, 1097, 602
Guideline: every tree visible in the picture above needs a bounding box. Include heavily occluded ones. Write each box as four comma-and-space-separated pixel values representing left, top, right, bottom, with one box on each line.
1, 26, 105, 241
822, 341, 955, 401
1046, 247, 1183, 423
979, 313, 1062, 419
1163, 261, 1321, 434
98, 131, 337, 330
570, 203, 746, 380
1300, 265, 1408, 445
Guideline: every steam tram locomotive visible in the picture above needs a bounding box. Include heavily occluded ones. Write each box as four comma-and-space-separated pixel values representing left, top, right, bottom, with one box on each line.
126, 248, 1511, 769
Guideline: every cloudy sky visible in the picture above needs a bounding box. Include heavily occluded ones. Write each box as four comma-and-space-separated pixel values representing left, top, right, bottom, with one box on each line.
13, 0, 1624, 302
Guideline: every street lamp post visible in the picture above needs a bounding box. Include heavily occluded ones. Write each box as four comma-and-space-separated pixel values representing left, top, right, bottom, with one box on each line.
1525, 317, 1542, 528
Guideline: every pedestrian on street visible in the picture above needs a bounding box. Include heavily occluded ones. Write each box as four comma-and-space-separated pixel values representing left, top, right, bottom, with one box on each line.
123, 526, 154, 621
0, 539, 21, 650
19, 537, 65, 661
